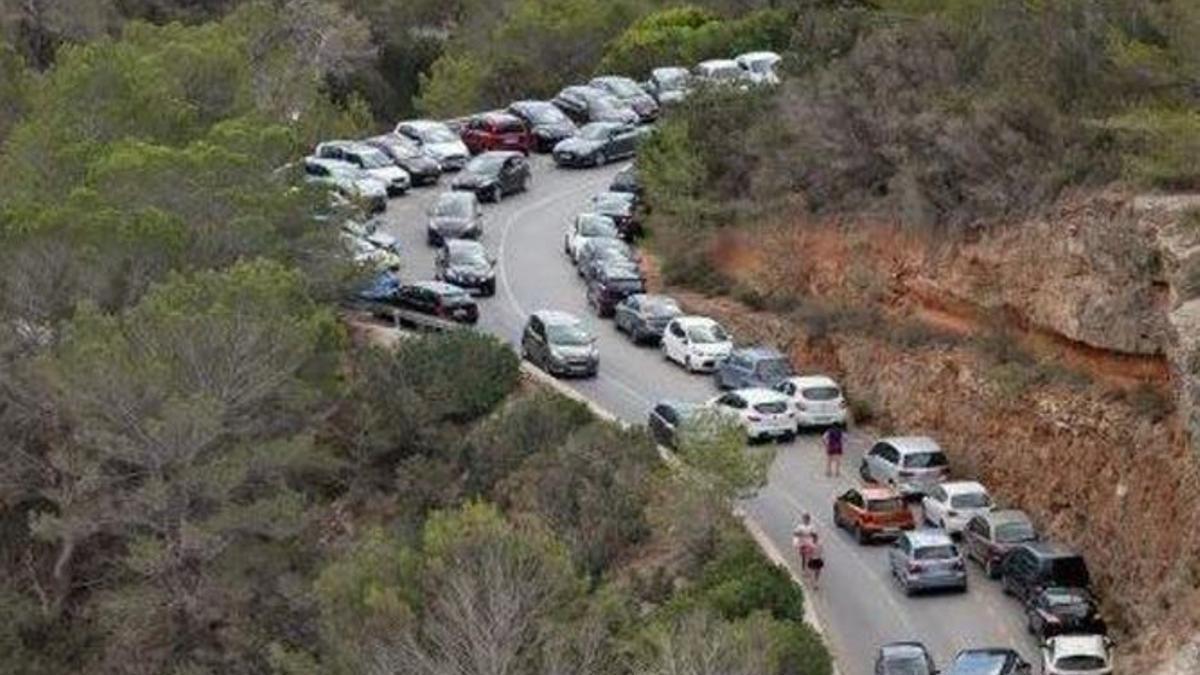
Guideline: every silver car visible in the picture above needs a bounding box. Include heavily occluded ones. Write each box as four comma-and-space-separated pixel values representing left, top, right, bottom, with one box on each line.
888, 529, 968, 596
860, 436, 949, 499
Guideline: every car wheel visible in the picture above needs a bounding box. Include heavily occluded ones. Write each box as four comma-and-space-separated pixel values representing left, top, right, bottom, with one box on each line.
859, 462, 871, 482
985, 557, 999, 579
490, 185, 502, 203
484, 281, 496, 297
521, 175, 530, 192
684, 355, 694, 372
593, 151, 606, 167
855, 523, 869, 545
832, 509, 843, 529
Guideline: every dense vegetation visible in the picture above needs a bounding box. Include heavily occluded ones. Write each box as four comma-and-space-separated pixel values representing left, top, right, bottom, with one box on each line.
0, 2, 833, 673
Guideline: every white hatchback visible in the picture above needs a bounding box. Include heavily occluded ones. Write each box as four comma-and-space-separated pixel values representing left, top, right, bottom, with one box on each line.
774, 375, 847, 428
922, 481, 993, 535
662, 316, 733, 372
705, 388, 796, 442
1042, 635, 1113, 675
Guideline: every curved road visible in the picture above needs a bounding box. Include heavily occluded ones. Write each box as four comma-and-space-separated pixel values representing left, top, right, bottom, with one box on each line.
378, 156, 1038, 675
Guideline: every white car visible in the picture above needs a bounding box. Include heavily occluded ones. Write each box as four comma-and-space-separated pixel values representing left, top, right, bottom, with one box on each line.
705, 388, 796, 442
922, 481, 993, 535
693, 59, 751, 88
564, 213, 621, 262
342, 219, 400, 255
662, 316, 733, 372
342, 232, 401, 271
735, 51, 782, 86
314, 141, 411, 195
774, 375, 847, 428
303, 157, 388, 213
395, 119, 471, 171
1042, 635, 1113, 675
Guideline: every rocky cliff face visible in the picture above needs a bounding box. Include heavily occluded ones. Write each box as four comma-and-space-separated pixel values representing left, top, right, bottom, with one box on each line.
658, 189, 1200, 669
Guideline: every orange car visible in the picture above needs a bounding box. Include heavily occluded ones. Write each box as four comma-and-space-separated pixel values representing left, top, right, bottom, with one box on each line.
833, 486, 916, 544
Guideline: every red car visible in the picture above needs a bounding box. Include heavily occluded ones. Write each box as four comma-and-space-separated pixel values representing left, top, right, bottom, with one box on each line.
460, 112, 534, 155
833, 486, 916, 544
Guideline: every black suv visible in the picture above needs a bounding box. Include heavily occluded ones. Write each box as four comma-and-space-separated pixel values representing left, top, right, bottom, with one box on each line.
1000, 542, 1091, 604
434, 239, 496, 296
586, 264, 646, 317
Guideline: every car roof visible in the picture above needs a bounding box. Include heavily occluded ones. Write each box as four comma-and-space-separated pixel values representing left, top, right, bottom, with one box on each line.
399, 119, 448, 130
951, 649, 1020, 674
903, 528, 955, 547
411, 280, 467, 295
598, 262, 641, 278
738, 51, 781, 62
581, 121, 624, 132
984, 509, 1031, 526
534, 309, 582, 325
444, 238, 484, 253
476, 111, 524, 125
653, 66, 689, 75
674, 315, 719, 328
1049, 635, 1107, 658
939, 481, 988, 496
880, 642, 931, 659
860, 486, 903, 501
577, 212, 616, 224
784, 375, 840, 389
631, 293, 677, 306
731, 345, 785, 360
592, 75, 637, 86
319, 140, 379, 154
879, 436, 943, 454
730, 387, 789, 404
1020, 541, 1083, 559
305, 156, 354, 170
698, 58, 739, 68
475, 150, 524, 160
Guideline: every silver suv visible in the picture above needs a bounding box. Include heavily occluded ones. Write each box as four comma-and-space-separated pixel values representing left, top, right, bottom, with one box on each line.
860, 436, 949, 499
888, 529, 967, 596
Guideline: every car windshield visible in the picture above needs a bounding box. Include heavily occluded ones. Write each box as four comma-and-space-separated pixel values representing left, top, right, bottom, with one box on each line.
1054, 656, 1107, 672
952, 653, 1011, 675
418, 126, 458, 143
330, 165, 368, 181
441, 291, 473, 307
913, 545, 957, 561
1049, 558, 1091, 588
546, 323, 592, 346
520, 103, 568, 125
1045, 589, 1091, 607
903, 451, 948, 469
434, 195, 472, 218
747, 57, 778, 73
883, 655, 932, 675
688, 324, 728, 343
595, 193, 633, 212
359, 148, 393, 169
603, 79, 642, 97
993, 521, 1036, 543
386, 141, 420, 159
465, 154, 506, 175
868, 498, 906, 513
579, 124, 614, 141
448, 246, 487, 265
644, 299, 680, 317
801, 386, 841, 401
579, 216, 619, 237
755, 358, 792, 380
951, 492, 991, 509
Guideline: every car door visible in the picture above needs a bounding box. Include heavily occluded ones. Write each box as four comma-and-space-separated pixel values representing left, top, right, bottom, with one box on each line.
503, 157, 523, 193
615, 295, 637, 332
613, 124, 637, 156
963, 516, 986, 563
924, 486, 947, 525
837, 489, 862, 528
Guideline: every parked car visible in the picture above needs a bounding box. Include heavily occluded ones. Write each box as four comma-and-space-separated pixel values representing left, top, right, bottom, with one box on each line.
610, 164, 640, 196
705, 388, 797, 443
589, 190, 641, 239
693, 59, 751, 88
589, 75, 659, 122
507, 100, 579, 152
645, 66, 692, 105
303, 157, 387, 213
715, 346, 793, 390
586, 264, 646, 317
946, 649, 1031, 675
564, 213, 621, 261
648, 399, 702, 449
773, 375, 847, 428
451, 151, 531, 202
888, 529, 968, 596
1041, 635, 1113, 675
342, 219, 400, 255
962, 510, 1038, 578
833, 486, 916, 544
1026, 587, 1107, 640
363, 134, 442, 185
521, 310, 598, 378
1001, 542, 1092, 605
367, 280, 478, 325
553, 122, 642, 168
577, 238, 639, 280
342, 232, 401, 271
315, 141, 411, 195
662, 316, 733, 372
860, 436, 949, 499
613, 294, 681, 343
426, 191, 483, 245
874, 642, 937, 675
735, 51, 782, 86
395, 119, 471, 171
434, 239, 496, 296
551, 85, 640, 125
922, 481, 993, 535
460, 112, 534, 155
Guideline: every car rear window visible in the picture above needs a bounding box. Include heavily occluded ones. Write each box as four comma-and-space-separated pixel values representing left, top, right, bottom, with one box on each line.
801, 386, 841, 401
913, 544, 957, 560
608, 278, 644, 293
950, 492, 991, 509
867, 498, 906, 513
1054, 656, 1107, 671
440, 292, 474, 307
1049, 557, 1091, 588
752, 401, 788, 415
993, 521, 1035, 544
883, 655, 932, 675
755, 358, 792, 380
903, 451, 948, 469
496, 119, 525, 133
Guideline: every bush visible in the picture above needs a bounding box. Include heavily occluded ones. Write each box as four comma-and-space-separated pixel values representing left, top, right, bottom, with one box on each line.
683, 535, 805, 623
1108, 108, 1200, 190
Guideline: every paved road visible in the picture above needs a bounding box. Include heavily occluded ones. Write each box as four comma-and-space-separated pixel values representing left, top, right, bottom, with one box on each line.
377, 156, 1038, 675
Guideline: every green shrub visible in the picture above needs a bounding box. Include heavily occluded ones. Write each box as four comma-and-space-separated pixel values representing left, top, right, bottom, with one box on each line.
669, 534, 805, 623
1108, 108, 1200, 191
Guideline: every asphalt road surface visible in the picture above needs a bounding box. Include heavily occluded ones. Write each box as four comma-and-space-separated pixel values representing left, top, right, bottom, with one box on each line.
377, 155, 1039, 675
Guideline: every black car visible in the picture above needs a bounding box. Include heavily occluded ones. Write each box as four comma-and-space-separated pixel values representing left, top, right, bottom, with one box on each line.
521, 310, 598, 378
946, 649, 1030, 675
1026, 586, 1107, 640
365, 134, 443, 185
962, 510, 1038, 578
507, 100, 578, 152
875, 642, 937, 675
589, 75, 659, 122
613, 293, 681, 343
426, 191, 483, 245
586, 263, 646, 317
610, 164, 640, 196
451, 151, 531, 202
577, 239, 639, 282
590, 191, 641, 239
361, 279, 478, 325
553, 122, 642, 168
551, 85, 640, 126
1001, 542, 1092, 605
434, 239, 496, 296
647, 400, 702, 449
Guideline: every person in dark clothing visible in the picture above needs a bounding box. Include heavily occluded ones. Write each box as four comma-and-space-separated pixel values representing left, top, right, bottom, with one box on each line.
823, 425, 844, 478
